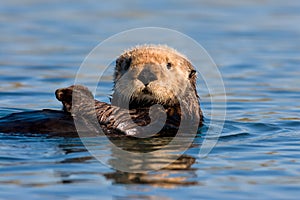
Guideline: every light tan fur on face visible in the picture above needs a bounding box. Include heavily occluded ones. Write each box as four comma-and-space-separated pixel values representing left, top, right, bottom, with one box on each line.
113, 45, 198, 107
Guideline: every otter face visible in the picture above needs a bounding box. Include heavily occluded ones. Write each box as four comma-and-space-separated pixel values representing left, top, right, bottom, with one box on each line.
112, 45, 198, 108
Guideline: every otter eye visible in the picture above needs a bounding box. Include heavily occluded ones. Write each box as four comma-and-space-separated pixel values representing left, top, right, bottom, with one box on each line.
189, 70, 196, 78
166, 62, 172, 69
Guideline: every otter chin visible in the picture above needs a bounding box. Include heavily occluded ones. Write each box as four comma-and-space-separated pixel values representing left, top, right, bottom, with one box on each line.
126, 83, 179, 109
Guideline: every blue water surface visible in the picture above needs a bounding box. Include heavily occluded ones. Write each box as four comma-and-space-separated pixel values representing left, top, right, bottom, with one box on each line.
0, 0, 300, 199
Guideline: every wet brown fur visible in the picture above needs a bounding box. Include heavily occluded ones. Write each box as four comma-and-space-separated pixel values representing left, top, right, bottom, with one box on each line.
56, 45, 202, 136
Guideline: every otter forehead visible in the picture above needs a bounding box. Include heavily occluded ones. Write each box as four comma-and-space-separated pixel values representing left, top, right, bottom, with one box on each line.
119, 45, 190, 65
122, 45, 188, 60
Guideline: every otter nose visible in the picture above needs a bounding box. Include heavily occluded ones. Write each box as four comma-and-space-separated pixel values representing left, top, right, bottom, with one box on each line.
138, 68, 158, 86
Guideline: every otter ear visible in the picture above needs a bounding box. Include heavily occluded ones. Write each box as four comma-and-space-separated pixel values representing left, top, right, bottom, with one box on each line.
116, 57, 132, 72
115, 57, 132, 83
189, 70, 196, 79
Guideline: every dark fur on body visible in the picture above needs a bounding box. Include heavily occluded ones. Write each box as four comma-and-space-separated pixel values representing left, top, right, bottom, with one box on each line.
55, 85, 182, 137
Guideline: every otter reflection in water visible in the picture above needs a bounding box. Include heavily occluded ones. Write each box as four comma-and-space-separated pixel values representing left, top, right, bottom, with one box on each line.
0, 45, 203, 137
56, 139, 198, 188
104, 154, 198, 188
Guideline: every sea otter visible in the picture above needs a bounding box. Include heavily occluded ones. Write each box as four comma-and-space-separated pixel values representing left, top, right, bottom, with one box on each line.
0, 45, 203, 137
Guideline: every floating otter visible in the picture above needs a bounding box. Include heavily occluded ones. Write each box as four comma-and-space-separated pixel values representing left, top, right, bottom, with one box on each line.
0, 45, 203, 137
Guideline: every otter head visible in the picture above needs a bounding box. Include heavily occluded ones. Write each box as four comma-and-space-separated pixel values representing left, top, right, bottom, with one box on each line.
112, 45, 199, 111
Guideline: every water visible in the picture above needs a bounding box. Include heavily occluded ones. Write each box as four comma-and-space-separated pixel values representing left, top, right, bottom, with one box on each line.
1, 0, 300, 199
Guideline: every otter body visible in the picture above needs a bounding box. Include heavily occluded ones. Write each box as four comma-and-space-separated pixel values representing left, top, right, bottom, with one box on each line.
0, 45, 202, 137
0, 109, 77, 137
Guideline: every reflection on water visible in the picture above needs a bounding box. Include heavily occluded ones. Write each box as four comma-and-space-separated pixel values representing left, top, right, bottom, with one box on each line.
1, 0, 300, 199
0, 133, 198, 189
101, 137, 197, 188
104, 154, 197, 188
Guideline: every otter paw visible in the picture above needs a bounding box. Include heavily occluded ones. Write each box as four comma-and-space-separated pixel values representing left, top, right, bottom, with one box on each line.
55, 85, 94, 113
